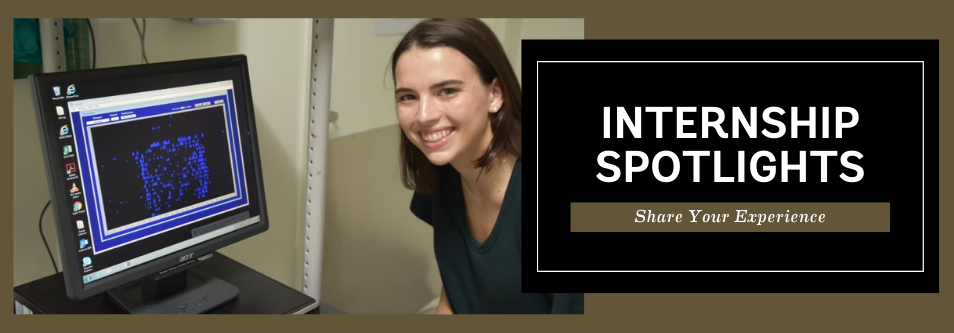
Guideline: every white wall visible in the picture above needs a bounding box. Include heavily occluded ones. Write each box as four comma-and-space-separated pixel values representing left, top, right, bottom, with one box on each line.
328, 18, 584, 139
507, 18, 586, 82
327, 19, 407, 139
321, 18, 584, 314
12, 18, 313, 288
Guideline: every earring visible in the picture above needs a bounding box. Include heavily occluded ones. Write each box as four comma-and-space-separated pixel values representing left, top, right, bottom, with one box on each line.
490, 107, 499, 113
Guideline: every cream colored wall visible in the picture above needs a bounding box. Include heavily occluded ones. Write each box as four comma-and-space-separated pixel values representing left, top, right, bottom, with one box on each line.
12, 18, 312, 288
509, 18, 586, 82
13, 78, 58, 286
321, 125, 439, 314
321, 18, 583, 314
328, 18, 584, 139
327, 19, 405, 139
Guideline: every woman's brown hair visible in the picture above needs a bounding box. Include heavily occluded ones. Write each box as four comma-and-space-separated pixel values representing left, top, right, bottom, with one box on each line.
392, 18, 522, 193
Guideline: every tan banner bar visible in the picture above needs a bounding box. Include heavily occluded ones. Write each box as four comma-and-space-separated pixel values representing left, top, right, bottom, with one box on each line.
570, 203, 890, 232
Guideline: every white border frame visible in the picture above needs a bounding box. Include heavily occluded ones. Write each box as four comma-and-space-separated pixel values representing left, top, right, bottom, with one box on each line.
536, 60, 925, 273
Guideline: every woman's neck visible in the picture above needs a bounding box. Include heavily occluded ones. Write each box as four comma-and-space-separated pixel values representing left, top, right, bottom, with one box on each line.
452, 153, 515, 203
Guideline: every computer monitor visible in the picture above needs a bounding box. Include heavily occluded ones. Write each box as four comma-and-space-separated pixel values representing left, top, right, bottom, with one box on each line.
30, 55, 269, 314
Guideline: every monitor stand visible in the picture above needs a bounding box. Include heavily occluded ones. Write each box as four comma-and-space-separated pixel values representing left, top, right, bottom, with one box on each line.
106, 268, 239, 314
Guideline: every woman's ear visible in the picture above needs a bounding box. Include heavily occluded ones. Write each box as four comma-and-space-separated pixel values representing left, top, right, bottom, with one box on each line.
489, 78, 504, 113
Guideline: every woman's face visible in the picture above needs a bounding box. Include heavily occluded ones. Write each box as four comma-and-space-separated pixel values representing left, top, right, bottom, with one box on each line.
395, 46, 501, 167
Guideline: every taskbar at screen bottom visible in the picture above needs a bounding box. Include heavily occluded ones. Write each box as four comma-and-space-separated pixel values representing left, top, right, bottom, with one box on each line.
82, 214, 259, 284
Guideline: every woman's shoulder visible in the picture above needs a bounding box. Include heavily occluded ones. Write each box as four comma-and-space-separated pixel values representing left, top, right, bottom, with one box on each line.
409, 164, 460, 225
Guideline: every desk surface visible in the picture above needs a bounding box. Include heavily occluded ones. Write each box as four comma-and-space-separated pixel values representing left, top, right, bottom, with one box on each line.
15, 252, 321, 314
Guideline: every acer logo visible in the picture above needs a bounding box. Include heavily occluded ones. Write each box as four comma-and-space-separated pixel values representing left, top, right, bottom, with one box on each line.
172, 294, 210, 314
179, 253, 194, 262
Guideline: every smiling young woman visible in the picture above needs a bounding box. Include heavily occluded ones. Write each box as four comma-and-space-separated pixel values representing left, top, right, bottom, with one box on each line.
392, 18, 583, 314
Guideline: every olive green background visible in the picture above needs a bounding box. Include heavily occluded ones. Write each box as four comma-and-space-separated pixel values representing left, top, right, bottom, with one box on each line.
3, 0, 945, 331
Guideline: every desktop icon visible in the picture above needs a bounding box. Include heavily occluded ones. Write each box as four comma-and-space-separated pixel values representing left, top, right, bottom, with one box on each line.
73, 201, 83, 212
82, 257, 91, 267
67, 84, 76, 96
79, 238, 88, 249
56, 106, 64, 116
66, 163, 76, 175
60, 125, 70, 136
53, 86, 61, 96
63, 145, 73, 155
70, 183, 80, 194
76, 220, 85, 230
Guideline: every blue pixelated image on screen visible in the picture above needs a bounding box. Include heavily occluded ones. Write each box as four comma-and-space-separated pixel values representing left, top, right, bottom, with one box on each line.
137, 134, 212, 215
91, 106, 236, 233
69, 91, 250, 254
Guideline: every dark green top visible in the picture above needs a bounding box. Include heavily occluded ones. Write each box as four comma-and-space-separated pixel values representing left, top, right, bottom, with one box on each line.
411, 160, 583, 314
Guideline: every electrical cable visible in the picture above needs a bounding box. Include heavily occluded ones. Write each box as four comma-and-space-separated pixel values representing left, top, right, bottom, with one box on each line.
131, 18, 149, 64
142, 18, 149, 64
38, 200, 58, 273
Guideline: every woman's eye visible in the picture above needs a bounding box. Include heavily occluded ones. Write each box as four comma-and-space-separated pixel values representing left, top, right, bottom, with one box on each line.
397, 94, 416, 102
439, 88, 458, 96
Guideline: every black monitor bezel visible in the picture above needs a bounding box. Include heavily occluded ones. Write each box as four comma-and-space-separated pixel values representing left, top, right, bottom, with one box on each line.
29, 55, 269, 301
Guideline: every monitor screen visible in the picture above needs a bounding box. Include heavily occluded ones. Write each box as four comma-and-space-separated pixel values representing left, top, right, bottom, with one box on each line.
31, 55, 268, 302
